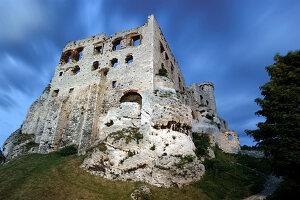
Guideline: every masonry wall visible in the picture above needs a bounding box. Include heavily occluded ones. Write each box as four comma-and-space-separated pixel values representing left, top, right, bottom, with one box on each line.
15, 14, 229, 156
21, 16, 155, 154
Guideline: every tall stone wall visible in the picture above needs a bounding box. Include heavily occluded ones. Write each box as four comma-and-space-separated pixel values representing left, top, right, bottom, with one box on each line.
19, 15, 155, 154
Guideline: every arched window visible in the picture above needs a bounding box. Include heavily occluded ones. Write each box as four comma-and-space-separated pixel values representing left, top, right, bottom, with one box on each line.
112, 38, 122, 51
60, 50, 72, 64
120, 92, 142, 105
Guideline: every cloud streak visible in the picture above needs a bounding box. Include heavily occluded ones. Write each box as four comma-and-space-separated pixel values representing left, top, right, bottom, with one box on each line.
1, 0, 300, 147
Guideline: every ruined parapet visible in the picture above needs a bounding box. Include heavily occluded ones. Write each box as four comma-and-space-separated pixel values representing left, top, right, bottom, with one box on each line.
218, 130, 241, 154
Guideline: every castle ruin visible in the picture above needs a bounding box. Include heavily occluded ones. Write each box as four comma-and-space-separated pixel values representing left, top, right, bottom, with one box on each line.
3, 15, 240, 187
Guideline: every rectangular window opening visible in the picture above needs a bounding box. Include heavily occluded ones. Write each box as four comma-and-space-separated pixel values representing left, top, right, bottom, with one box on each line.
110, 58, 118, 67
69, 88, 74, 94
75, 47, 84, 61
59, 72, 63, 76
125, 55, 133, 64
132, 35, 141, 46
112, 81, 117, 88
160, 42, 165, 53
165, 52, 169, 60
113, 39, 121, 51
95, 45, 103, 54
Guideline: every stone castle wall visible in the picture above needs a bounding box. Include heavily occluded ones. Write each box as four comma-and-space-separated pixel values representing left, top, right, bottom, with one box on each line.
3, 15, 239, 187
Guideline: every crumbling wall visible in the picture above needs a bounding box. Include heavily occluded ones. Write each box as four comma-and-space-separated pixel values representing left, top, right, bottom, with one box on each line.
218, 130, 241, 154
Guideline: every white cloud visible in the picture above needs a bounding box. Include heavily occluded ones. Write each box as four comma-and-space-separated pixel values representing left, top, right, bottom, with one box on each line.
0, 0, 45, 42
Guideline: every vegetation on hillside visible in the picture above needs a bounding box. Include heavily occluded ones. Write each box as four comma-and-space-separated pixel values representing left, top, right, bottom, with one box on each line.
0, 146, 270, 200
246, 50, 300, 199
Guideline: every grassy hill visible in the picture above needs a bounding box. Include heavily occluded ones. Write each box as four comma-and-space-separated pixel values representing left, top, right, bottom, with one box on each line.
0, 148, 271, 200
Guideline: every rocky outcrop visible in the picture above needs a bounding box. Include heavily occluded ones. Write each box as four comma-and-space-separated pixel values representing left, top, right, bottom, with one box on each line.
81, 127, 205, 187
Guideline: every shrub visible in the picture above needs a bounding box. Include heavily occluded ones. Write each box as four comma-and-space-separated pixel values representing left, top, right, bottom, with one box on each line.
158, 68, 168, 77
97, 143, 107, 152
184, 155, 193, 162
25, 141, 39, 151
128, 151, 134, 157
57, 145, 77, 156
150, 145, 155, 151
192, 133, 210, 157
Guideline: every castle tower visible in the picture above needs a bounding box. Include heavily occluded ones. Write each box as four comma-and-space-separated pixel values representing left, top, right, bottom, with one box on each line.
199, 81, 217, 116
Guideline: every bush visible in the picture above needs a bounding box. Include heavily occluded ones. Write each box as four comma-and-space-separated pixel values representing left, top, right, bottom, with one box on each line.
158, 68, 168, 77
192, 133, 210, 157
57, 145, 77, 156
150, 145, 155, 151
184, 155, 193, 162
97, 143, 107, 152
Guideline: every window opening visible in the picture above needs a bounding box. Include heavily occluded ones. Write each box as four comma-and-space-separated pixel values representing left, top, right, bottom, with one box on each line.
120, 92, 142, 105
160, 42, 165, 53
165, 52, 169, 60
228, 135, 233, 141
92, 61, 99, 71
52, 89, 59, 97
112, 38, 121, 51
72, 65, 80, 75
69, 88, 74, 93
206, 100, 209, 105
125, 55, 133, 64
94, 44, 103, 54
59, 72, 63, 76
112, 81, 117, 88
110, 58, 118, 67
132, 35, 141, 46
200, 95, 204, 104
74, 47, 84, 61
171, 63, 174, 72
60, 50, 72, 64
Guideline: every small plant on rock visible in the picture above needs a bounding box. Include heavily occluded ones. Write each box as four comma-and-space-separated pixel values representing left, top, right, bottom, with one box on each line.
150, 145, 156, 151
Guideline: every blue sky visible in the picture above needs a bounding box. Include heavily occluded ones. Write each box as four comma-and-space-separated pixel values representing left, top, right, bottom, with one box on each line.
1, 0, 300, 148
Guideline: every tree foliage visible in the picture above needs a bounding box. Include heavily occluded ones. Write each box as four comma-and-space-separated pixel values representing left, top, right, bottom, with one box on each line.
246, 50, 300, 179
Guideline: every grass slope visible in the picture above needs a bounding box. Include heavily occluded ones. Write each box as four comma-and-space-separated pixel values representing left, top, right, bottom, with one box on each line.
0, 148, 270, 200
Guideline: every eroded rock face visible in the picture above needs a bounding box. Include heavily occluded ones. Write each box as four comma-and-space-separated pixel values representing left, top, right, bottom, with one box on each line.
218, 130, 241, 154
3, 15, 240, 186
81, 128, 205, 187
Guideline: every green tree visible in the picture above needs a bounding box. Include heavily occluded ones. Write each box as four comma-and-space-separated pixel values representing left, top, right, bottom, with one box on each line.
246, 50, 300, 179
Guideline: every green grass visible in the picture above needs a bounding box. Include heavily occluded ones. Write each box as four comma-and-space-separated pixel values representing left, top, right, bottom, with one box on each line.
194, 148, 269, 200
0, 148, 269, 200
0, 153, 209, 200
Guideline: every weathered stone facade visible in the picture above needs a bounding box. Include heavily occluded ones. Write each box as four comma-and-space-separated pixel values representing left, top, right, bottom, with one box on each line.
3, 15, 240, 186
218, 130, 241, 154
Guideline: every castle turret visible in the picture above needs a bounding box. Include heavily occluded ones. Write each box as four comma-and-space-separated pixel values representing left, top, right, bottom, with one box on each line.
199, 81, 217, 116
